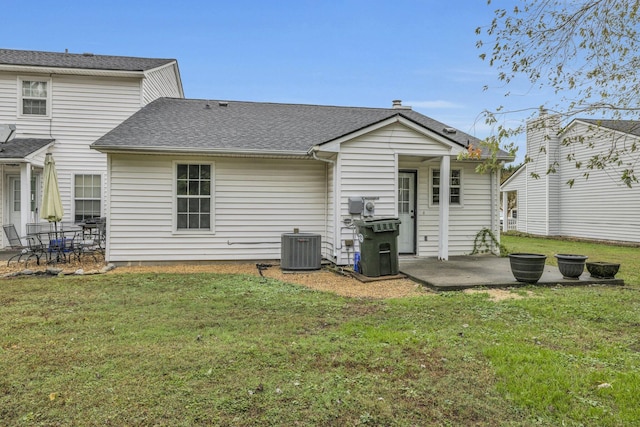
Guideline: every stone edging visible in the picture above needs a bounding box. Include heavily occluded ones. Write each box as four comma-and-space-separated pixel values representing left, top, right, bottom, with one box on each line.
3, 263, 117, 278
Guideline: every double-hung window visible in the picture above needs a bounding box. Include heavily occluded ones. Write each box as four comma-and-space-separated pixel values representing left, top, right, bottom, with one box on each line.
432, 168, 462, 205
74, 174, 102, 221
19, 78, 50, 117
176, 163, 212, 230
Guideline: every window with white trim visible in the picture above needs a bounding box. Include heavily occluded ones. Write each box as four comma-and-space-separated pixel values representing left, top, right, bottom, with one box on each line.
176, 164, 211, 230
74, 174, 101, 222
19, 78, 50, 116
432, 168, 462, 205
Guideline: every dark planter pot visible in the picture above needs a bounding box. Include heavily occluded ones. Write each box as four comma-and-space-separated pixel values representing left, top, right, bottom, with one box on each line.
586, 261, 620, 279
508, 253, 547, 283
554, 254, 588, 279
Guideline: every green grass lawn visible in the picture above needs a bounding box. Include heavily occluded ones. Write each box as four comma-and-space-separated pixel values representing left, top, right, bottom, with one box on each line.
1, 236, 639, 426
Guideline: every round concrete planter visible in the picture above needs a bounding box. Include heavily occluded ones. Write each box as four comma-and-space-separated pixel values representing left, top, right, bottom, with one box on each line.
508, 253, 547, 283
554, 254, 588, 279
586, 261, 620, 279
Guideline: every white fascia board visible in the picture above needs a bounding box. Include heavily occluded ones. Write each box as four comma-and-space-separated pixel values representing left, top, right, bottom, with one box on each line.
0, 64, 143, 78
0, 158, 29, 163
91, 145, 310, 159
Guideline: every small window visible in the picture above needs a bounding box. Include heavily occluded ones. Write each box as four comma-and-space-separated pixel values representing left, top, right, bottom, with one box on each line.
19, 78, 50, 116
176, 164, 212, 230
398, 175, 411, 214
432, 168, 462, 205
12, 178, 20, 211
74, 174, 101, 222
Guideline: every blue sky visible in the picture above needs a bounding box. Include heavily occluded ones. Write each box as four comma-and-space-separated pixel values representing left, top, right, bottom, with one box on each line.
2, 0, 542, 162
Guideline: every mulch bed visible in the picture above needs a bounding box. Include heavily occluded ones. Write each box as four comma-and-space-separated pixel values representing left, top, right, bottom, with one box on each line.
1, 257, 432, 299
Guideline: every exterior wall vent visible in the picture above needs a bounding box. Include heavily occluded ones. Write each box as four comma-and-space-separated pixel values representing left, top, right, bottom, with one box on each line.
281, 233, 322, 270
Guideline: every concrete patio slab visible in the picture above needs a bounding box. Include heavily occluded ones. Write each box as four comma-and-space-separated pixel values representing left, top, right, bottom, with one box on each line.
399, 255, 624, 291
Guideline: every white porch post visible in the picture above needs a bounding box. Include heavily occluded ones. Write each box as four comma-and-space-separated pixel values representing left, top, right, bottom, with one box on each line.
502, 190, 508, 233
438, 155, 450, 260
19, 162, 31, 237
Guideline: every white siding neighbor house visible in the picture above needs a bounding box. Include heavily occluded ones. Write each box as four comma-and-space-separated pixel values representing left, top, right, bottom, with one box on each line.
501, 112, 640, 243
0, 48, 183, 244
93, 98, 512, 265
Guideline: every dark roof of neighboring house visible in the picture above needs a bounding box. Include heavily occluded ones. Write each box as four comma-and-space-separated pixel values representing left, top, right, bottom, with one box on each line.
578, 119, 640, 138
93, 97, 508, 157
0, 48, 176, 72
0, 138, 53, 158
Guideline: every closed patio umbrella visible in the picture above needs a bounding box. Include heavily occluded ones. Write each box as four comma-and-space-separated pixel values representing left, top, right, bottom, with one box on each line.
40, 152, 63, 229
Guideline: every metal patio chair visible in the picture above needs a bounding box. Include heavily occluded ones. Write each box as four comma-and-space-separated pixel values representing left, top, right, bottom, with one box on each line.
74, 232, 102, 263
3, 224, 45, 266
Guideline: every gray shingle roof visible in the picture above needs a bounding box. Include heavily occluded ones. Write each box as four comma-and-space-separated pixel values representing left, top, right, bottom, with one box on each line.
0, 49, 175, 72
0, 138, 53, 159
578, 119, 640, 138
93, 98, 506, 157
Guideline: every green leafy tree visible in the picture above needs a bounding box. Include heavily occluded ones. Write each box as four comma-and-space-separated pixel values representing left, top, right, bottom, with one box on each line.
475, 0, 640, 186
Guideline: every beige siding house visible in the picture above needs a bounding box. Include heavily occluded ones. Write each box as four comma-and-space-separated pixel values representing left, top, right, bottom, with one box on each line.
501, 113, 640, 243
0, 49, 183, 244
94, 98, 511, 265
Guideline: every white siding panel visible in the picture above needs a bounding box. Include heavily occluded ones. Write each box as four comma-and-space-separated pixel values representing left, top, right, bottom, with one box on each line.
0, 68, 181, 247
557, 121, 640, 242
337, 130, 399, 264
519, 117, 640, 243
525, 118, 552, 235
0, 73, 144, 227
108, 154, 327, 262
325, 161, 335, 260
0, 73, 18, 119
142, 64, 182, 104
48, 76, 143, 221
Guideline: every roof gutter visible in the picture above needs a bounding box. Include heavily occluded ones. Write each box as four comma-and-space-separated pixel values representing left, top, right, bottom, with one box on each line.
91, 145, 310, 158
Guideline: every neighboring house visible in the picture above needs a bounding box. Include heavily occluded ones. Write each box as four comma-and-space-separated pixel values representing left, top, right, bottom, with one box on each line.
501, 112, 640, 243
93, 98, 512, 265
0, 48, 183, 245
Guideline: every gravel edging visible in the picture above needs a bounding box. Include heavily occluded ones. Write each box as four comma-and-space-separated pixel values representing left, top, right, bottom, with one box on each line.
1, 260, 432, 299
111, 263, 433, 299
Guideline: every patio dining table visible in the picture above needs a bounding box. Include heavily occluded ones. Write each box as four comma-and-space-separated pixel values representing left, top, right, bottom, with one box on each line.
29, 228, 81, 264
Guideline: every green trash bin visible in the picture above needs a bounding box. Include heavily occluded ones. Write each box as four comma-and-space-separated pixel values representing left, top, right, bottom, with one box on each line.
355, 218, 401, 277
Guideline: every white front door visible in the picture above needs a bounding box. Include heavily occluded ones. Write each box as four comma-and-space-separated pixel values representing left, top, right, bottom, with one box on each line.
7, 175, 21, 230
398, 171, 416, 254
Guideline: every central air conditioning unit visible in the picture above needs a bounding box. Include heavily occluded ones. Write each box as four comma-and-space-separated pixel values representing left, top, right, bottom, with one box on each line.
281, 232, 322, 270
